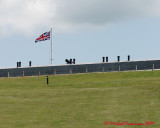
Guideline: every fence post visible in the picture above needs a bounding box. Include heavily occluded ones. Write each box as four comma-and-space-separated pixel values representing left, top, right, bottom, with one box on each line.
8, 72, 9, 78
102, 66, 104, 73
70, 68, 72, 74
152, 64, 154, 71
135, 65, 137, 71
86, 67, 88, 73
54, 70, 56, 75
47, 76, 49, 85
118, 66, 120, 72
22, 71, 24, 77
38, 70, 40, 76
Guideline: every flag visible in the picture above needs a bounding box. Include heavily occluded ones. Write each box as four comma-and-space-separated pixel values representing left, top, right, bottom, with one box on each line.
35, 31, 50, 43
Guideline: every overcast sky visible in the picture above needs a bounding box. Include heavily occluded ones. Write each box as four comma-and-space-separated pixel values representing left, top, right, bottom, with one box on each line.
0, 0, 160, 67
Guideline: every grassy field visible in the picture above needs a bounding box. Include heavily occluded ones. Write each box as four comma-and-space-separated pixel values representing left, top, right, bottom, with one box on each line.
0, 71, 159, 128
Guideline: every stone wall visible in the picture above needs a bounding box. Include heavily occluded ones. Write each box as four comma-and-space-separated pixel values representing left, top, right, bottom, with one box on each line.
0, 60, 160, 77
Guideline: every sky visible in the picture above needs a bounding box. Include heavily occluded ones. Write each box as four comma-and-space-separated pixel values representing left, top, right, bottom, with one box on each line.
0, 0, 160, 68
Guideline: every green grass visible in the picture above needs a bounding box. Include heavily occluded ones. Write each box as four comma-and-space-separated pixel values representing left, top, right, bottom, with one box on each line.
0, 71, 159, 128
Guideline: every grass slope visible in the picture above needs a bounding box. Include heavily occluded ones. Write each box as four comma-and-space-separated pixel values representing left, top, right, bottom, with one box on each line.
0, 71, 159, 128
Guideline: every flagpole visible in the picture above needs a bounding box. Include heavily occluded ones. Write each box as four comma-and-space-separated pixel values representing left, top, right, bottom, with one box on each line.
51, 28, 53, 65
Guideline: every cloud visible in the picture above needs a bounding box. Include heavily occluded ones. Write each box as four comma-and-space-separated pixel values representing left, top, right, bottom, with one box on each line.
54, 0, 160, 30
0, 0, 160, 36
0, 0, 55, 36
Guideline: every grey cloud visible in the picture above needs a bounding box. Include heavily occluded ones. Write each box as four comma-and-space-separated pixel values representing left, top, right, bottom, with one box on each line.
54, 0, 160, 27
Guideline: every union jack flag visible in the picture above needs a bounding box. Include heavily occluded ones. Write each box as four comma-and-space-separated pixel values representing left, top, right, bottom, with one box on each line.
35, 31, 50, 43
